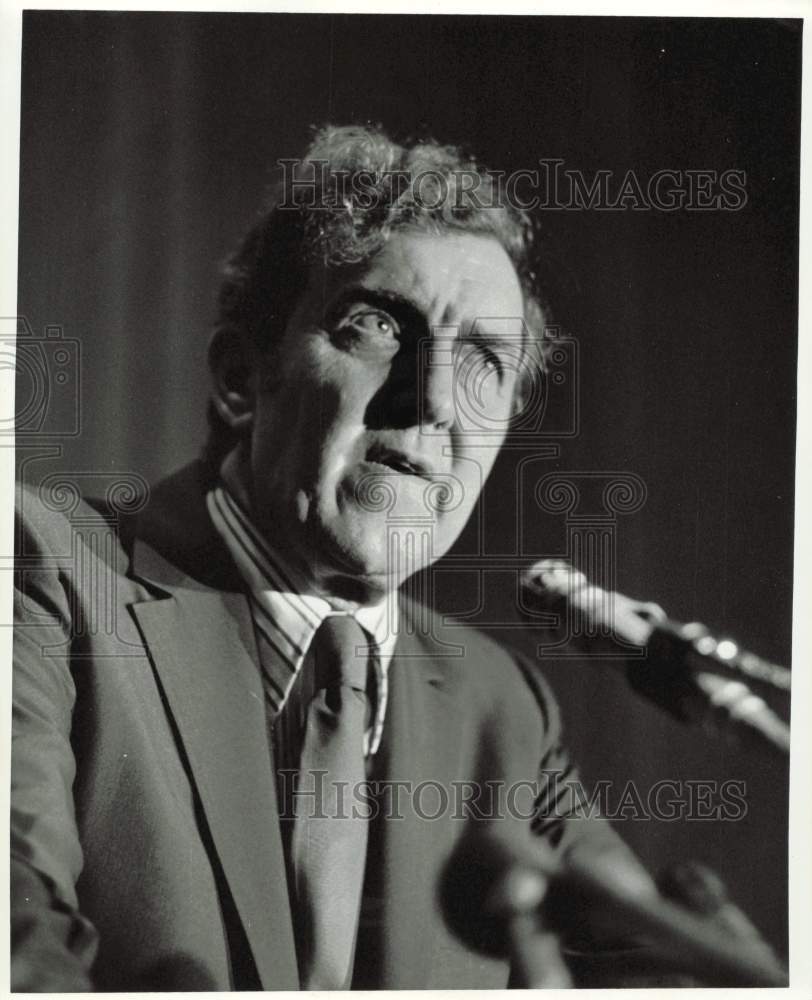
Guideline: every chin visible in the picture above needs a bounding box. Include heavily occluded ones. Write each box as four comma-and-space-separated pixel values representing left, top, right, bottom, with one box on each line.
323, 515, 395, 573
312, 508, 434, 595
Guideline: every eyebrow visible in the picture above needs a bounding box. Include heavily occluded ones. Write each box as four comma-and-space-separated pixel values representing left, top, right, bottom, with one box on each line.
467, 324, 530, 369
325, 284, 526, 356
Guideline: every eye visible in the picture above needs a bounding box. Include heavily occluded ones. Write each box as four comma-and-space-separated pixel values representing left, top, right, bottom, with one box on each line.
457, 339, 505, 383
480, 346, 504, 377
342, 309, 400, 339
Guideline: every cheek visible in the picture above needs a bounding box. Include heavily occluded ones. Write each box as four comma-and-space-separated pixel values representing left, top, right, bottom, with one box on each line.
453, 379, 516, 437
294, 336, 387, 422
251, 352, 376, 485
452, 436, 502, 481
434, 453, 495, 531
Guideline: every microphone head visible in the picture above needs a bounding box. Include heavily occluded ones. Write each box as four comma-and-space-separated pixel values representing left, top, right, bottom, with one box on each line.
438, 824, 552, 957
521, 559, 588, 603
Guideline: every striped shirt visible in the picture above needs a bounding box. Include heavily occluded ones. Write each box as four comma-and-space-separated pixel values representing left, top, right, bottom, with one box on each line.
206, 485, 396, 756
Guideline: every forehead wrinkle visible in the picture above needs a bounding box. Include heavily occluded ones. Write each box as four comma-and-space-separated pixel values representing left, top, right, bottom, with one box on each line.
327, 231, 524, 335
363, 253, 452, 331
396, 256, 487, 332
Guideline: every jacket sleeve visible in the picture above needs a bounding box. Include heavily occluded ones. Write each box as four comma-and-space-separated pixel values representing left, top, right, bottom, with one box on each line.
516, 655, 674, 984
514, 654, 634, 859
11, 499, 98, 990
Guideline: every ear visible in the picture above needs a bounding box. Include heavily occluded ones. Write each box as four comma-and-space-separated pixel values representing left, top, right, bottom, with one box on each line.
207, 328, 258, 431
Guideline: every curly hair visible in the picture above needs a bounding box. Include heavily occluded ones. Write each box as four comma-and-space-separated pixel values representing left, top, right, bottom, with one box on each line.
207, 124, 550, 462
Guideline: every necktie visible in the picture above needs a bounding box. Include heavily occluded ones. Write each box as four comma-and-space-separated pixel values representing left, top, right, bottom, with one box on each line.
291, 615, 371, 990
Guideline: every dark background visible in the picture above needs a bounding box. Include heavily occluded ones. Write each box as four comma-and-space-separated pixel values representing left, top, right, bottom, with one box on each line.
17, 12, 799, 955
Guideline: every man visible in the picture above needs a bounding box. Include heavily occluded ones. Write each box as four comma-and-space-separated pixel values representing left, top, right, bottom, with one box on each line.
10, 125, 740, 990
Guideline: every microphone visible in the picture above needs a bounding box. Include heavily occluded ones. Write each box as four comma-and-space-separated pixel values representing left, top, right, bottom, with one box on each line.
520, 560, 790, 755
439, 825, 788, 987
438, 825, 573, 987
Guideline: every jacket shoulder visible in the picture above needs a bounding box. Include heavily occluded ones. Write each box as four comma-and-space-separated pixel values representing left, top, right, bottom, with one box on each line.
15, 480, 137, 574
401, 597, 561, 735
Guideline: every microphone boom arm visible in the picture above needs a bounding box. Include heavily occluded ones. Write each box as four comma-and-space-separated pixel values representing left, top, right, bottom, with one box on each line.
520, 560, 790, 756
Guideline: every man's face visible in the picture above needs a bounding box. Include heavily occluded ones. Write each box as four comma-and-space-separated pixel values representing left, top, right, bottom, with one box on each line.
244, 229, 526, 601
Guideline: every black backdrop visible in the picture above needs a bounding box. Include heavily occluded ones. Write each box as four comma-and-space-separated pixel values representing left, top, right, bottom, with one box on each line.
18, 12, 799, 954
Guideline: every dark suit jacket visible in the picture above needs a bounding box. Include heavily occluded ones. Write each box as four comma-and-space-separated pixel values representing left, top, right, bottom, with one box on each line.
12, 461, 635, 991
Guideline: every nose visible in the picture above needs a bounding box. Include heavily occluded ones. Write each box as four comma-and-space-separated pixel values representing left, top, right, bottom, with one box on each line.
420, 339, 456, 429
364, 331, 458, 432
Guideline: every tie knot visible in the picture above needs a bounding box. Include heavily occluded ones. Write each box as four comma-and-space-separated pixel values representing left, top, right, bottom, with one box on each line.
310, 615, 369, 692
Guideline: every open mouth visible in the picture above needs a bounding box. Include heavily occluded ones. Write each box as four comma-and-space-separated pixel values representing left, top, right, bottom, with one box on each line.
365, 445, 431, 479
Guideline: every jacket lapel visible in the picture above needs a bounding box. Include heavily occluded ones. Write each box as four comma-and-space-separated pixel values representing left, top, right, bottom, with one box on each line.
127, 465, 299, 989
124, 463, 496, 989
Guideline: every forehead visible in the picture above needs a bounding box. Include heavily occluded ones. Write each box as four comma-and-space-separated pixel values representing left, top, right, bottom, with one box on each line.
302, 230, 525, 324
